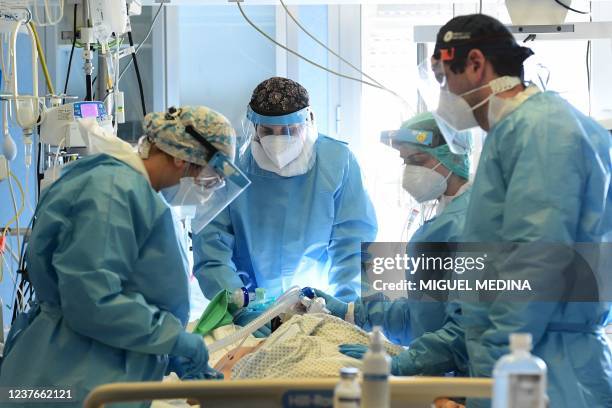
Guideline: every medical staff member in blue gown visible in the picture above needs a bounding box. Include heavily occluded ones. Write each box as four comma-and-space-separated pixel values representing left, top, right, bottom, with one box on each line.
315, 113, 471, 379
193, 77, 377, 308
426, 14, 612, 408
0, 106, 250, 406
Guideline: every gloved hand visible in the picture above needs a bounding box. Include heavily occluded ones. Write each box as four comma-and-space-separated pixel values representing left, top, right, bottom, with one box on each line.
233, 309, 271, 338
168, 355, 224, 380
313, 289, 348, 319
170, 332, 223, 379
339, 343, 368, 359
339, 343, 401, 375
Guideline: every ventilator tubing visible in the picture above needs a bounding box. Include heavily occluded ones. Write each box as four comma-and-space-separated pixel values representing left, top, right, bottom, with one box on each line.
207, 286, 303, 354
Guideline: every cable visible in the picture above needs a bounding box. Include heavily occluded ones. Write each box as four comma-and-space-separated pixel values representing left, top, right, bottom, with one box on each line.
36, 139, 42, 196
11, 213, 33, 318
63, 4, 77, 98
1, 241, 22, 286
553, 0, 589, 14
85, 74, 93, 101
127, 30, 147, 116
32, 0, 65, 26
2, 241, 20, 264
586, 40, 591, 116
280, 0, 384, 88
278, 0, 413, 111
9, 21, 41, 131
24, 166, 35, 216
3, 170, 25, 268
2, 171, 24, 238
237, 3, 383, 92
92, 75, 97, 100
118, 1, 165, 82
587, 2, 592, 116
29, 22, 55, 96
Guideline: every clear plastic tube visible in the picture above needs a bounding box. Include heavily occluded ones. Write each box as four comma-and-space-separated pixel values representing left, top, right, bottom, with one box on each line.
207, 286, 302, 354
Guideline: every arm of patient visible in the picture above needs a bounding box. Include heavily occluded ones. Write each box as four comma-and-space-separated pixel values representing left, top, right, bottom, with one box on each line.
213, 344, 262, 379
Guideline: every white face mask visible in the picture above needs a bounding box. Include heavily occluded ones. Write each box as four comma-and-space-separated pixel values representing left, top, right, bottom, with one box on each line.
260, 135, 305, 169
250, 125, 319, 177
164, 177, 214, 207
436, 76, 522, 131
436, 90, 480, 132
402, 163, 450, 203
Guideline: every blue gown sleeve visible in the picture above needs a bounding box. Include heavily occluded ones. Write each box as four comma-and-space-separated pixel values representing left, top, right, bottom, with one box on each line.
393, 303, 469, 376
53, 175, 185, 355
328, 152, 378, 301
192, 207, 243, 299
354, 295, 413, 345
467, 111, 586, 377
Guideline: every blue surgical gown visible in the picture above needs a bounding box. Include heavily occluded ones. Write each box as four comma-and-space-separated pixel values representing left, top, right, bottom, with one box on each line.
193, 135, 377, 302
0, 154, 191, 407
355, 190, 470, 376
460, 91, 612, 408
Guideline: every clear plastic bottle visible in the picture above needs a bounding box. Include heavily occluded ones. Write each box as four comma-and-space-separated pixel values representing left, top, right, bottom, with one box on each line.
361, 327, 391, 408
492, 333, 547, 408
334, 367, 361, 408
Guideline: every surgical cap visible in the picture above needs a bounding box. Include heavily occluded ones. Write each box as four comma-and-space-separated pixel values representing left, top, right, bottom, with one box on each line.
400, 112, 470, 180
249, 77, 310, 116
434, 14, 533, 66
140, 106, 236, 166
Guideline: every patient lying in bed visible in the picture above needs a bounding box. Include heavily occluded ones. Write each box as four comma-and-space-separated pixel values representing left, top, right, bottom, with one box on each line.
208, 313, 403, 380
200, 313, 464, 408
159, 314, 462, 408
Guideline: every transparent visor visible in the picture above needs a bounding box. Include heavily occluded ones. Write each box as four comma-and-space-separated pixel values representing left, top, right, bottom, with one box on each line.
240, 105, 317, 157
416, 58, 448, 109
416, 59, 474, 155
170, 152, 251, 234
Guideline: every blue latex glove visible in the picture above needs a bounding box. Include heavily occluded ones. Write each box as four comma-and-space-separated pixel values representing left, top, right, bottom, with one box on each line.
313, 289, 348, 319
340, 343, 401, 375
233, 309, 272, 338
170, 332, 222, 379
168, 356, 224, 380
339, 343, 368, 359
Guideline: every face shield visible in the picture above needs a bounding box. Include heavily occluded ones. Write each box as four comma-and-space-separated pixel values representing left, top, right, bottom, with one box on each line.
417, 58, 476, 155
418, 57, 523, 154
168, 126, 251, 234
242, 105, 318, 168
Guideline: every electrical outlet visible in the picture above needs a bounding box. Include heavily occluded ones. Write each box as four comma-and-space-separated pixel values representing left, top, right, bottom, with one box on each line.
0, 154, 7, 182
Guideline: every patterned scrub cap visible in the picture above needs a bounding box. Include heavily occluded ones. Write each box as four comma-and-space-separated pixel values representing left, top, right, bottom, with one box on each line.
140, 106, 236, 166
249, 77, 310, 116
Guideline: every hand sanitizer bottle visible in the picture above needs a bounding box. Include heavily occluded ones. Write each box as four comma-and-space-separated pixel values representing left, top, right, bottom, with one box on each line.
492, 333, 547, 408
361, 326, 390, 408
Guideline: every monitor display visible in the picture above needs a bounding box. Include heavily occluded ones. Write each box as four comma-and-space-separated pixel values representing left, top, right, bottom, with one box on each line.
80, 103, 99, 118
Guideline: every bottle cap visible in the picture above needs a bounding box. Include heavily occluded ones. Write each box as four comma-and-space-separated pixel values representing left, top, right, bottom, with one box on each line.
370, 326, 384, 352
231, 287, 250, 308
301, 287, 316, 299
339, 367, 359, 379
510, 333, 532, 352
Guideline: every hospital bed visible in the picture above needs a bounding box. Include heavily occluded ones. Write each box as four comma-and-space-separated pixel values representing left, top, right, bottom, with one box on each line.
84, 377, 493, 408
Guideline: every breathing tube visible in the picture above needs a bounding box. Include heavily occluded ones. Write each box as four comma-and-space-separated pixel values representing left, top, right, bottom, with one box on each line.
207, 286, 306, 354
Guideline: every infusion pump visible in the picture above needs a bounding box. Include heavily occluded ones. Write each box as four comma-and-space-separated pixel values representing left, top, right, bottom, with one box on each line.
40, 101, 113, 148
